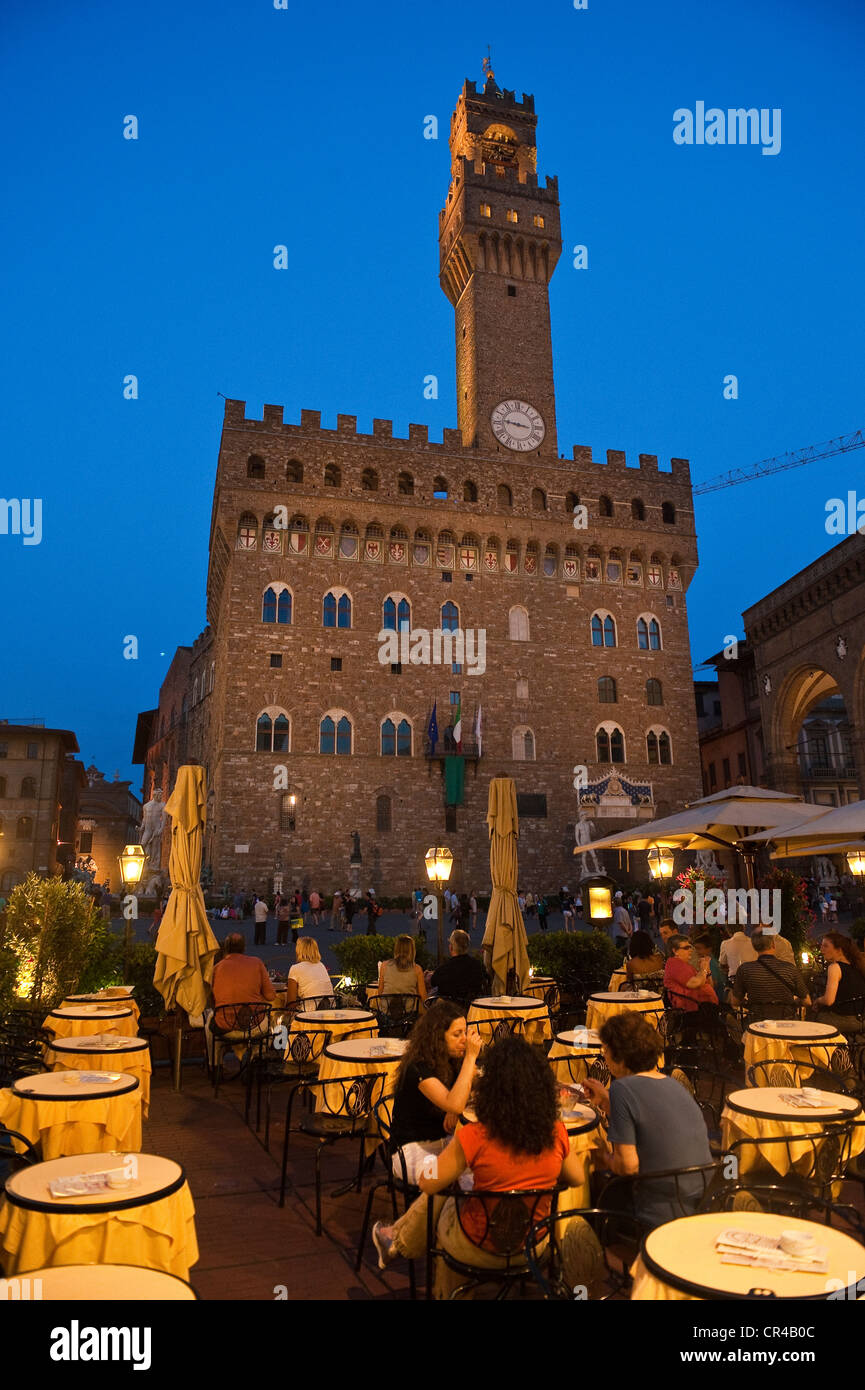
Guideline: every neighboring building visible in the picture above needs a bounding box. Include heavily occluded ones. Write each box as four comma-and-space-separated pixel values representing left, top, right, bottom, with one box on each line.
135, 73, 703, 893
696, 646, 765, 796
77, 766, 143, 894
131, 647, 193, 875
0, 720, 81, 890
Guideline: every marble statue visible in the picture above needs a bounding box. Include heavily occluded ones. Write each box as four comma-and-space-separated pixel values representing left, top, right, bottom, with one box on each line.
574, 813, 603, 880
695, 848, 723, 880
816, 856, 839, 888
139, 790, 167, 895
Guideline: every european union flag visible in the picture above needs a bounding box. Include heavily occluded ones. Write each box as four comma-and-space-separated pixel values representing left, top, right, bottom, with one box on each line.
427, 700, 438, 754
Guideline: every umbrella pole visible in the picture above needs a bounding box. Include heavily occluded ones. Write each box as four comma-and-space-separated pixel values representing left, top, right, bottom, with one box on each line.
173, 1013, 183, 1092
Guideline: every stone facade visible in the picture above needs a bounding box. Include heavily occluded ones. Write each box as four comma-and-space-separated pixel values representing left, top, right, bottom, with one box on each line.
0, 723, 81, 890
78, 767, 143, 894
136, 75, 703, 895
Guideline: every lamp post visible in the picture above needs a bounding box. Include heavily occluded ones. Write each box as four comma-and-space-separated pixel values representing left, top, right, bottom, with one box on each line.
647, 843, 675, 920
425, 845, 453, 964
846, 850, 865, 917
118, 843, 146, 982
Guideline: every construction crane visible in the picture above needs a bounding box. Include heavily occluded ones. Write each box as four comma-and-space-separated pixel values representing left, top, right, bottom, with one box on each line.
693, 428, 865, 495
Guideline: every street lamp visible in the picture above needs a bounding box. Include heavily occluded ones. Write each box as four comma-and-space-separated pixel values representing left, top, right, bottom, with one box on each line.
647, 844, 675, 918
846, 850, 865, 878
425, 845, 453, 963
118, 844, 146, 983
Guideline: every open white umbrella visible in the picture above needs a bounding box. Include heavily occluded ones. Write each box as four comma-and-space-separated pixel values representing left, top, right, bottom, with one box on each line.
746, 798, 865, 855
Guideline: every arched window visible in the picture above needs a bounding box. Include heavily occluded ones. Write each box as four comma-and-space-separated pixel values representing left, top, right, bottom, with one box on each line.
236, 512, 258, 550
323, 590, 351, 628
398, 471, 414, 496
637, 616, 662, 650
599, 495, 614, 517
531, 487, 547, 512
192, 679, 199, 706
361, 468, 379, 491
441, 601, 459, 632
646, 678, 663, 706
566, 491, 580, 512
382, 597, 411, 632
512, 727, 535, 761
376, 794, 392, 832
17, 816, 33, 839
247, 454, 265, 479
598, 676, 617, 704
381, 718, 412, 757
286, 459, 303, 483
20, 776, 36, 798
591, 612, 617, 647
596, 725, 625, 764
631, 498, 645, 521
262, 585, 292, 624
433, 476, 448, 500
324, 463, 341, 487
255, 711, 290, 753
662, 501, 676, 525
508, 606, 529, 641
497, 483, 512, 508
463, 479, 478, 503
647, 730, 673, 765
320, 714, 352, 755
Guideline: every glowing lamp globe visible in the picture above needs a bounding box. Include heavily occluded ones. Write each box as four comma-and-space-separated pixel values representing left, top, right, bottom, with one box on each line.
118, 844, 146, 890
425, 847, 454, 883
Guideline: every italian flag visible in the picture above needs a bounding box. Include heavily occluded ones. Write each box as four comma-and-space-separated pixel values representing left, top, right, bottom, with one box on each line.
453, 696, 462, 750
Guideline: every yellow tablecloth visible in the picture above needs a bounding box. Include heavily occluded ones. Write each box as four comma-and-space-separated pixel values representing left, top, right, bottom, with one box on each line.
523, 977, 557, 1002
631, 1211, 865, 1301
585, 993, 664, 1033
559, 1108, 605, 1212
44, 1039, 152, 1118
0, 1077, 142, 1158
743, 1021, 847, 1080
0, 1154, 198, 1280
467, 996, 552, 1044
64, 994, 141, 1024
721, 1088, 864, 1177
10, 1262, 197, 1300
547, 1029, 604, 1084
316, 1038, 405, 1114
290, 1010, 376, 1043
43, 1008, 139, 1041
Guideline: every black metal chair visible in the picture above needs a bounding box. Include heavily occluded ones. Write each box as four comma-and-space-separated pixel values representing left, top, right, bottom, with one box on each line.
355, 1094, 423, 1296
0, 1033, 46, 1087
256, 1025, 330, 1151
599, 1161, 723, 1234
723, 1122, 855, 1203
208, 1002, 273, 1113
526, 1206, 644, 1300
425, 1184, 561, 1300
368, 993, 422, 1039
294, 994, 338, 1013
278, 1071, 386, 1235
467, 1016, 526, 1043
698, 1177, 865, 1243
746, 1059, 797, 1089
0, 1123, 39, 1183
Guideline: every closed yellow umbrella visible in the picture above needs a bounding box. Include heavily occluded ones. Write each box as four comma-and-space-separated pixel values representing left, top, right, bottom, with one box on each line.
153, 766, 219, 1019
482, 777, 530, 996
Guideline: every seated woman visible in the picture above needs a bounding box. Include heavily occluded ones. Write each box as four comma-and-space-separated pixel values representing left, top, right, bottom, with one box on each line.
813, 931, 865, 1036
694, 934, 727, 1004
625, 930, 665, 985
284, 936, 333, 1010
389, 1002, 483, 1182
376, 934, 428, 1004
582, 1013, 714, 1230
663, 934, 718, 1014
373, 1034, 588, 1298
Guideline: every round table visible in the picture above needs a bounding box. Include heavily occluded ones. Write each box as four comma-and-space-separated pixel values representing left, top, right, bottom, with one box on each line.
44, 1035, 152, 1117
290, 1008, 376, 1043
556, 1101, 603, 1211
607, 968, 628, 992
586, 991, 664, 1033
0, 1070, 142, 1158
467, 996, 552, 1044
0, 1152, 199, 1280
631, 1210, 865, 1301
64, 991, 141, 1024
43, 1005, 138, 1042
523, 976, 556, 1002
6, 1262, 197, 1300
721, 1087, 864, 1178
547, 1028, 604, 1084
317, 1036, 407, 1113
744, 1020, 847, 1080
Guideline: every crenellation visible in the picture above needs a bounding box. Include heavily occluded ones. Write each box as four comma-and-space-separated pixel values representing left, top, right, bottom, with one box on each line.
336, 414, 357, 433
408, 423, 429, 443
639, 454, 659, 472
572, 445, 593, 464
606, 450, 627, 470
373, 419, 393, 438
262, 404, 284, 427
300, 409, 321, 429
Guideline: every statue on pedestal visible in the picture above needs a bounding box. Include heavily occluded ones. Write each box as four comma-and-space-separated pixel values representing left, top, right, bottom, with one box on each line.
140, 789, 167, 896
574, 812, 603, 880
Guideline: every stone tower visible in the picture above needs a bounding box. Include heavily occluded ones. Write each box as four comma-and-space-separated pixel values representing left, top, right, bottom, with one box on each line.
439, 76, 562, 456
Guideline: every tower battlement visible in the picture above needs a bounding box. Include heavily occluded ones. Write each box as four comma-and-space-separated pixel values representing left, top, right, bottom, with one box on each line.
460, 79, 536, 114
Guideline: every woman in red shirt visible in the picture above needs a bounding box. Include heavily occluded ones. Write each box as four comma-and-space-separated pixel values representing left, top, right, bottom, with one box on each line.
373, 1034, 587, 1298
663, 935, 718, 1012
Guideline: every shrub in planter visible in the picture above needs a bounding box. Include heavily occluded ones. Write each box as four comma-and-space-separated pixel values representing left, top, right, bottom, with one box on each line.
332, 933, 432, 986
1, 873, 108, 1010
527, 930, 623, 985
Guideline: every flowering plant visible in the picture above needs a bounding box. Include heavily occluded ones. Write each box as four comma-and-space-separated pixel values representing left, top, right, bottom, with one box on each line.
757, 867, 816, 948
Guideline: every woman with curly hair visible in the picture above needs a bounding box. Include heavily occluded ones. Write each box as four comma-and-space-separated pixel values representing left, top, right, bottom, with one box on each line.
813, 931, 865, 1035
389, 1002, 482, 1179
374, 1034, 586, 1297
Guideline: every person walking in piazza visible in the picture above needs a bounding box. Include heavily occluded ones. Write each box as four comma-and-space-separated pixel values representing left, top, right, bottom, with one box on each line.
276, 897, 291, 946
330, 888, 343, 932
536, 893, 549, 931
560, 888, 575, 933
308, 887, 322, 927
253, 893, 269, 946
344, 889, 357, 933
469, 890, 478, 933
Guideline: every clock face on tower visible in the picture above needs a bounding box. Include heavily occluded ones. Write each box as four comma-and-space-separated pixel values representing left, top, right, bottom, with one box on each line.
490, 400, 546, 452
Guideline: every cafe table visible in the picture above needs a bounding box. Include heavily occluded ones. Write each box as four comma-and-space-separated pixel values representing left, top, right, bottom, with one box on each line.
63, 989, 141, 1025
44, 1034, 152, 1117
8, 1262, 198, 1300
317, 1035, 407, 1112
289, 1007, 376, 1043
631, 1210, 865, 1301
466, 995, 552, 1044
0, 1152, 199, 1280
556, 1102, 604, 1211
744, 1019, 848, 1080
522, 975, 556, 1003
42, 1004, 138, 1042
547, 1028, 604, 1084
721, 1087, 864, 1178
0, 1070, 142, 1159
607, 968, 629, 992
585, 991, 664, 1033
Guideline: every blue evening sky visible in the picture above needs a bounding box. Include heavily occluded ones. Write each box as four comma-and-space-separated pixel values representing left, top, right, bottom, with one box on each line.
2, 0, 863, 790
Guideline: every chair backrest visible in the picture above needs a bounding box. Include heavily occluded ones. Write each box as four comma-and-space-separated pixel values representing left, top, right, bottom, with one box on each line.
454, 1186, 561, 1259
210, 1001, 271, 1036
285, 1027, 330, 1065
526, 1206, 644, 1300
746, 1059, 797, 1089
296, 994, 337, 1013
311, 1070, 386, 1121
602, 1161, 722, 1231
726, 1124, 852, 1191
586, 1054, 611, 1086
467, 1015, 526, 1042
0, 1123, 39, 1175
698, 1178, 865, 1242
